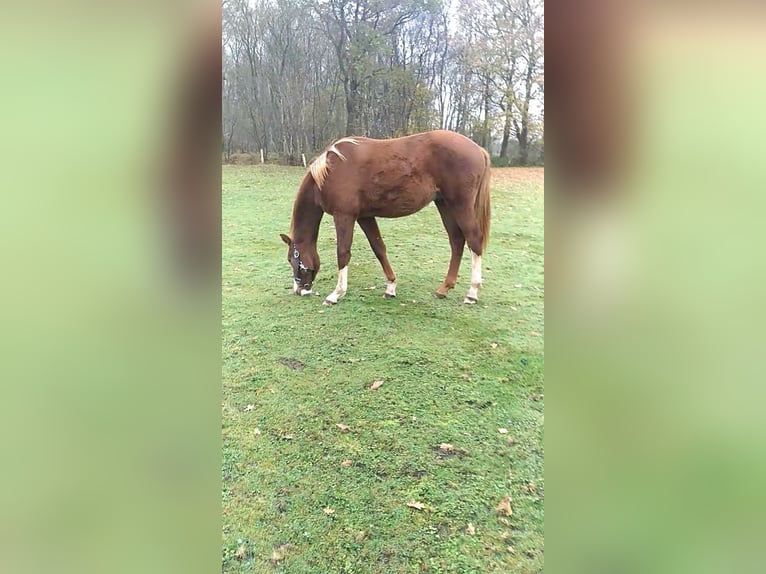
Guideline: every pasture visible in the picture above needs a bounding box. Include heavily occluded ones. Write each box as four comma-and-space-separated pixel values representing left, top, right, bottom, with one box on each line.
222, 165, 544, 573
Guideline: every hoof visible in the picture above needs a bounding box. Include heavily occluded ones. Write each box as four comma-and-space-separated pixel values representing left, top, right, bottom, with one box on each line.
434, 291, 447, 299
463, 296, 477, 304
323, 299, 336, 306
384, 292, 396, 299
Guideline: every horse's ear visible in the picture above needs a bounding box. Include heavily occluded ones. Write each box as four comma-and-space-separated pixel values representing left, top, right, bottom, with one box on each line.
279, 233, 292, 245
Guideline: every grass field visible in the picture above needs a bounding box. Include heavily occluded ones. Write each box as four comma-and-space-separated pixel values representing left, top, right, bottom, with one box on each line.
222, 165, 544, 573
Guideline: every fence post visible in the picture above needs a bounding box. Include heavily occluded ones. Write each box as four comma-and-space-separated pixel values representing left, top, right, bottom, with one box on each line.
260, 149, 264, 164
301, 153, 306, 167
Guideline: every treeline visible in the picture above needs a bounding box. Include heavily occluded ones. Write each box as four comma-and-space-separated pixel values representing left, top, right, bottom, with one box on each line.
222, 0, 543, 165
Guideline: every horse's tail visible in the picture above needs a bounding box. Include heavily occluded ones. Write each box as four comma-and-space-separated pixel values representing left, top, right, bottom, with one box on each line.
475, 147, 492, 252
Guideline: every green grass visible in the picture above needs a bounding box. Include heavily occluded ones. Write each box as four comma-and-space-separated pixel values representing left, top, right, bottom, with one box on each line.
222, 165, 544, 573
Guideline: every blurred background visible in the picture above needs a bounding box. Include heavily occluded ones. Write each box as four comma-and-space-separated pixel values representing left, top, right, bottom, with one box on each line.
0, 2, 221, 573
548, 1, 766, 572
2, 0, 765, 572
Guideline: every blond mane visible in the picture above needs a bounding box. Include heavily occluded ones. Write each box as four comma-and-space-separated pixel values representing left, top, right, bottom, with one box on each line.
309, 137, 359, 189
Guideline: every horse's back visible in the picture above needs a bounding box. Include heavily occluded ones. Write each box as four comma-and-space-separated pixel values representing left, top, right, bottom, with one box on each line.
319, 130, 487, 217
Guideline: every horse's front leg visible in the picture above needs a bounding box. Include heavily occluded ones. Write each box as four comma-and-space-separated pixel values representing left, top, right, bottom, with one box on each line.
323, 214, 355, 305
358, 217, 397, 298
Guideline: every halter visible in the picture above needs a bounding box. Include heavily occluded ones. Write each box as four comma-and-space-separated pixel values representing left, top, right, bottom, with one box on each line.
292, 245, 315, 288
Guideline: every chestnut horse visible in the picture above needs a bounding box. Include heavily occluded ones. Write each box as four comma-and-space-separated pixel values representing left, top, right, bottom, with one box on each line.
279, 130, 491, 305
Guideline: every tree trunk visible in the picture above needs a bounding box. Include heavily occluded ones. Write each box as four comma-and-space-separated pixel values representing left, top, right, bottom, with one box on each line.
345, 76, 362, 135
517, 125, 529, 166
500, 105, 511, 160
481, 76, 491, 149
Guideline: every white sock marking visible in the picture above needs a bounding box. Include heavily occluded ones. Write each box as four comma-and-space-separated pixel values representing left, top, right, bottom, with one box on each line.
385, 281, 397, 297
293, 279, 300, 294
464, 250, 482, 303
325, 266, 348, 304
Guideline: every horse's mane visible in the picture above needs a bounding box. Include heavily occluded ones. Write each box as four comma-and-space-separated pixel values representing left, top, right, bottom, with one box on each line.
309, 137, 359, 189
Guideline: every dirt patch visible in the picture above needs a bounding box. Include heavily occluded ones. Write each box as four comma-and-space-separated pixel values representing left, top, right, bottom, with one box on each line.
491, 167, 544, 190
278, 357, 305, 370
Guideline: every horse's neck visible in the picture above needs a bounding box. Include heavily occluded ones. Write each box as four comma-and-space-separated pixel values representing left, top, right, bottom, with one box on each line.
291, 176, 323, 245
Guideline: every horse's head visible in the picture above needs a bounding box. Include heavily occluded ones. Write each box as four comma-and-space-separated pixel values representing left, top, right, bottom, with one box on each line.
280, 234, 319, 295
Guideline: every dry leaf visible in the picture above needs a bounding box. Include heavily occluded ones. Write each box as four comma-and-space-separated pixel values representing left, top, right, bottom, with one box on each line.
235, 545, 246, 560
496, 495, 513, 516
253, 428, 261, 435
323, 507, 335, 515
467, 523, 476, 536
341, 459, 353, 467
244, 404, 254, 411
439, 443, 454, 452
498, 428, 509, 434
336, 423, 351, 432
369, 380, 384, 390
270, 549, 284, 564
406, 500, 426, 510
530, 393, 544, 401
491, 342, 498, 349
281, 433, 294, 440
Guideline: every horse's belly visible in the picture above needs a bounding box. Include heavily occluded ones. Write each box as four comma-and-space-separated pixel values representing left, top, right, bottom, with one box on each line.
364, 186, 436, 218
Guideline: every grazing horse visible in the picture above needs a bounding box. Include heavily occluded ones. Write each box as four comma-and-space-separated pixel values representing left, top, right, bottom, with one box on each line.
279, 130, 491, 305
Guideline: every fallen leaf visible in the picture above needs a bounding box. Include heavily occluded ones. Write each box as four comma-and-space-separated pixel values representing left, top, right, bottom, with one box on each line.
281, 433, 294, 440
244, 404, 254, 411
496, 495, 513, 516
510, 306, 518, 311
336, 423, 351, 432
323, 507, 335, 515
439, 443, 454, 452
491, 342, 498, 349
369, 380, 384, 391
253, 428, 261, 435
467, 523, 476, 536
506, 437, 517, 445
235, 545, 246, 560
406, 500, 426, 510
530, 393, 544, 401
270, 549, 284, 564
498, 428, 509, 434
341, 459, 353, 467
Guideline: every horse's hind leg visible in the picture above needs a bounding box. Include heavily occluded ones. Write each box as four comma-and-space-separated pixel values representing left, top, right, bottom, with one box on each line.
435, 200, 465, 298
358, 217, 397, 298
450, 207, 485, 304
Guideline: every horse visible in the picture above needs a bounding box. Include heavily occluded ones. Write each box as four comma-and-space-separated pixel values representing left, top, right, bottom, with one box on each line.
279, 130, 491, 306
